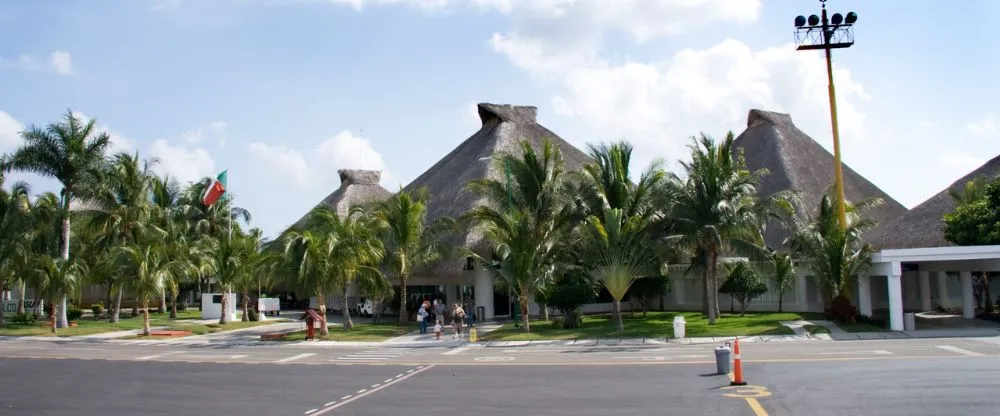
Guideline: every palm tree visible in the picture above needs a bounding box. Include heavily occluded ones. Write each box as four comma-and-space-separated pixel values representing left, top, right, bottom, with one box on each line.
667, 132, 769, 324
766, 250, 796, 313
282, 229, 335, 335
370, 187, 454, 324
33, 257, 83, 333
115, 245, 171, 336
206, 227, 260, 324
466, 140, 572, 331
788, 190, 880, 306
0, 177, 31, 325
578, 207, 659, 332
4, 110, 111, 328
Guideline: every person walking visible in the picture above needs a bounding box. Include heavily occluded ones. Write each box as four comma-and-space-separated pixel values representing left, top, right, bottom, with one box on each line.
451, 303, 466, 339
417, 301, 429, 334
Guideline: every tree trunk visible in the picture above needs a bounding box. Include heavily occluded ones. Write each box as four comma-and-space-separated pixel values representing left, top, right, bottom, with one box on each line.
740, 297, 748, 317
342, 289, 354, 331
50, 297, 58, 334
142, 296, 151, 336
706, 250, 718, 324
197, 278, 203, 311
612, 300, 624, 332
56, 215, 70, 329
169, 283, 178, 319
16, 281, 25, 315
241, 288, 250, 322
317, 292, 329, 336
105, 284, 112, 314
777, 291, 784, 313
218, 287, 230, 324
158, 291, 166, 314
398, 276, 409, 324
519, 287, 530, 333
131, 301, 138, 318
110, 286, 123, 323
702, 269, 710, 316
542, 303, 550, 321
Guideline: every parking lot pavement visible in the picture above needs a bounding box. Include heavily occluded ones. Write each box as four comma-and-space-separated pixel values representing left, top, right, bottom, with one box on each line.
327, 364, 758, 416
0, 358, 419, 416
742, 356, 1000, 416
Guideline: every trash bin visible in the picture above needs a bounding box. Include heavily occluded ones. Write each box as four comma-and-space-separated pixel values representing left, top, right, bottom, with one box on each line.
715, 345, 732, 375
476, 306, 485, 324
673, 315, 686, 339
904, 313, 915, 331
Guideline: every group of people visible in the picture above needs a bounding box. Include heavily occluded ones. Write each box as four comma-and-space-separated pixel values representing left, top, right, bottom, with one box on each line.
416, 300, 468, 339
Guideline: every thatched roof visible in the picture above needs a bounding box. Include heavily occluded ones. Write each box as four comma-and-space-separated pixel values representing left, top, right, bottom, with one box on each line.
733, 109, 908, 249
288, 169, 393, 230
868, 155, 1000, 249
403, 103, 592, 269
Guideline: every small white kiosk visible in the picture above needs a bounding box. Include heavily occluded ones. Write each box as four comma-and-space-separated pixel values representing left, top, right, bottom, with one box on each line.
201, 293, 237, 321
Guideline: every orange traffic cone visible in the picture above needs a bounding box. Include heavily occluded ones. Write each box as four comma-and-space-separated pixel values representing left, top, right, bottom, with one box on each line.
730, 337, 747, 386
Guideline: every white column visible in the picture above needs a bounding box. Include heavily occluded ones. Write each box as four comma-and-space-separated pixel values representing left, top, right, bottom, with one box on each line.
796, 274, 808, 310
857, 275, 872, 317
935, 271, 949, 308
473, 269, 494, 321
887, 273, 904, 331
960, 271, 975, 319
918, 271, 932, 311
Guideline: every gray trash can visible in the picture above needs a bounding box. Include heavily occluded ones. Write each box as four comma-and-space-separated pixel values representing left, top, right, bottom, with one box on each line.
904, 313, 915, 331
714, 345, 732, 375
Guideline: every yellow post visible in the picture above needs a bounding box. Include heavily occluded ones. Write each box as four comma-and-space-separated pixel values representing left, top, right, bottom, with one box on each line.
469, 327, 477, 343
825, 46, 848, 233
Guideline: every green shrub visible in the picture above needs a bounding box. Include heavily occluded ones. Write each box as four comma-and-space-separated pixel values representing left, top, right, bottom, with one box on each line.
824, 295, 858, 324
91, 302, 105, 318
67, 306, 84, 321
11, 312, 35, 324
248, 309, 260, 321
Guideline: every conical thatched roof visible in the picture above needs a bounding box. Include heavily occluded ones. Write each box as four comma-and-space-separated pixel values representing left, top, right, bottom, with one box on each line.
289, 169, 393, 230
403, 103, 592, 261
733, 109, 908, 249
868, 155, 1000, 249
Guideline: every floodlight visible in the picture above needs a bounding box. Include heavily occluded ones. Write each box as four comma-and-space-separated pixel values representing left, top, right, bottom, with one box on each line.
808, 14, 820, 26
831, 13, 843, 25
845, 11, 857, 24
795, 15, 807, 27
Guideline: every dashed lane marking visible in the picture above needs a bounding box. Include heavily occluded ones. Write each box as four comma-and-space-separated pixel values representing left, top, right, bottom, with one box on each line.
311, 366, 434, 416
135, 351, 184, 361
304, 409, 317, 414
937, 345, 984, 356
442, 347, 470, 356
275, 353, 316, 363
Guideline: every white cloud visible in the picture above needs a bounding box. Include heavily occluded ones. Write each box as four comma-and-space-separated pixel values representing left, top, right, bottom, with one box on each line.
50, 51, 73, 75
181, 121, 228, 146
549, 39, 870, 167
70, 111, 133, 154
940, 153, 986, 170
0, 111, 24, 153
246, 130, 397, 190
149, 139, 217, 184
967, 113, 996, 137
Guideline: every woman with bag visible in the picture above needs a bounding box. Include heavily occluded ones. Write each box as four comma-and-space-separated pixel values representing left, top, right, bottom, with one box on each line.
451, 303, 466, 338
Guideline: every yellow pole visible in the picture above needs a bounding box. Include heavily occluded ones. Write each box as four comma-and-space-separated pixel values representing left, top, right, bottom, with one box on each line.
825, 46, 848, 233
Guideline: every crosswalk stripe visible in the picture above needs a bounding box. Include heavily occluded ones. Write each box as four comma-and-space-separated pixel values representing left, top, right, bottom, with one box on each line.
937, 345, 984, 356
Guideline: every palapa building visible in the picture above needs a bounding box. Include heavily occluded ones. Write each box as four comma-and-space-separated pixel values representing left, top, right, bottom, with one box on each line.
294, 103, 1000, 331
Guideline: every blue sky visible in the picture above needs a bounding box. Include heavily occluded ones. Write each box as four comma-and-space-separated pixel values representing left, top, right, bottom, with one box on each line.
2, 0, 998, 238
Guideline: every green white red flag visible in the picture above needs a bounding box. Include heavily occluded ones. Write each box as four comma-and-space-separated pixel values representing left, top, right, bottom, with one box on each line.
202, 169, 228, 206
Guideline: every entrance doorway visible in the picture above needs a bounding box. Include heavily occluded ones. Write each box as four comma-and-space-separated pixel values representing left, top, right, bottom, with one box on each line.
493, 290, 510, 316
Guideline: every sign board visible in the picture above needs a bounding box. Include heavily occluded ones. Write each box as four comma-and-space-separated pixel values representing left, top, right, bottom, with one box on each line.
1, 300, 44, 315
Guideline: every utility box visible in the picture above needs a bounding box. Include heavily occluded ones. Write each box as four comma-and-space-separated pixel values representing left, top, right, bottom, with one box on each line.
201, 293, 237, 321
673, 315, 687, 339
258, 298, 280, 317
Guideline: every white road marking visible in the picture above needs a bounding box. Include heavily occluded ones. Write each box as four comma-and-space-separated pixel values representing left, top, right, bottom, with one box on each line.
275, 353, 316, 363
135, 351, 184, 361
384, 379, 393, 383
442, 347, 470, 356
474, 356, 515, 361
810, 350, 893, 356
357, 389, 368, 394
180, 354, 248, 359
312, 366, 434, 415
324, 401, 336, 407
334, 357, 388, 361
937, 345, 984, 356
304, 409, 317, 414
371, 384, 381, 388
406, 370, 414, 373
341, 395, 352, 400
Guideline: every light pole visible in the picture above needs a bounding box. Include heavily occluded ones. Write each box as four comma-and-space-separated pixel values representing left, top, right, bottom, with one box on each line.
794, 0, 858, 233
478, 156, 518, 327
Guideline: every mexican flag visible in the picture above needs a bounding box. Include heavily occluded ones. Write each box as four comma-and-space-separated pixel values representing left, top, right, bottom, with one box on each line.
202, 169, 228, 206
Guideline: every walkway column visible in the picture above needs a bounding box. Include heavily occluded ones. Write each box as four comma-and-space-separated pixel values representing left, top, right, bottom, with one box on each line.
473, 269, 494, 321
935, 271, 949, 308
960, 271, 975, 319
887, 273, 904, 331
918, 271, 932, 311
857, 275, 872, 317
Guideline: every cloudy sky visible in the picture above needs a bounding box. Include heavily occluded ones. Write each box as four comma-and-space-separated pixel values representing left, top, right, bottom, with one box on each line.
2, 0, 998, 238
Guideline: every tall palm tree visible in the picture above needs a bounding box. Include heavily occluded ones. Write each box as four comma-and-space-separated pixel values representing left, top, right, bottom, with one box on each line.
0, 177, 31, 325
4, 110, 111, 328
370, 187, 454, 324
788, 190, 880, 305
667, 132, 769, 324
282, 229, 335, 335
115, 245, 171, 336
206, 227, 260, 324
466, 139, 572, 330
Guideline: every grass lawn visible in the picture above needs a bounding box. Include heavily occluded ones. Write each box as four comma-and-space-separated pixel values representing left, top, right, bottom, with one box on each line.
803, 324, 831, 334
0, 309, 208, 337
479, 311, 825, 341
271, 322, 414, 342
124, 319, 281, 338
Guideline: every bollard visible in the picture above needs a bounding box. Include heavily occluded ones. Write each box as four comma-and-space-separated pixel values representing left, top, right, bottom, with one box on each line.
730, 337, 747, 386
714, 343, 732, 375
672, 315, 686, 339
469, 327, 478, 343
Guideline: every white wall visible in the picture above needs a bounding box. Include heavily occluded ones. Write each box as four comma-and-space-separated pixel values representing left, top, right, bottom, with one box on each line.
201, 293, 237, 320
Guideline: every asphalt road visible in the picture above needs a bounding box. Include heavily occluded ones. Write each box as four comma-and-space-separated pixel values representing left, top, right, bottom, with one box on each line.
3, 354, 1000, 415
